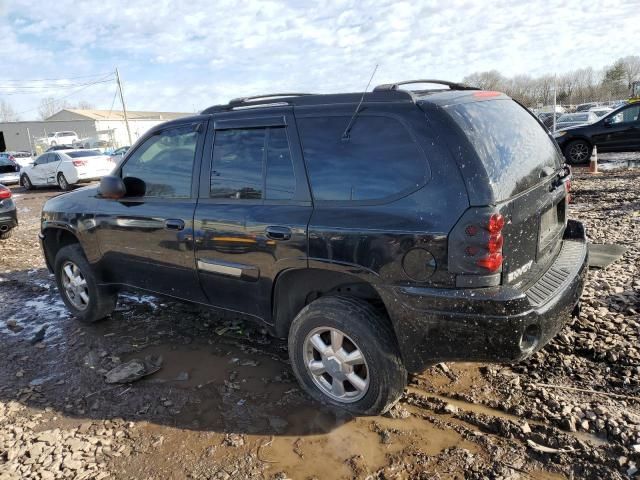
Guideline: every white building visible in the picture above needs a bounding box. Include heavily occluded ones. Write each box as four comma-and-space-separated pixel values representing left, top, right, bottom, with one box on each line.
0, 109, 192, 153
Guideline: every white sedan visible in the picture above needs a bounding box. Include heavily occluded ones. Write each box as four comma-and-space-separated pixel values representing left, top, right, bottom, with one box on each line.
21, 149, 116, 191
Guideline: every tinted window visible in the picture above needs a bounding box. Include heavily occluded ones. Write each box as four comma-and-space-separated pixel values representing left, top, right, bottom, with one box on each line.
297, 116, 426, 201
447, 99, 561, 200
609, 105, 640, 124
266, 128, 295, 200
0, 157, 13, 166
210, 127, 296, 200
211, 129, 264, 199
67, 151, 102, 158
121, 126, 198, 198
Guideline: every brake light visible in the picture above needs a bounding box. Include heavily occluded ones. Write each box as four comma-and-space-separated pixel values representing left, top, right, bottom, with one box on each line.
487, 233, 504, 253
477, 253, 503, 271
8, 155, 15, 162
0, 186, 12, 200
473, 91, 501, 98
72, 160, 87, 167
565, 179, 571, 203
475, 213, 506, 272
488, 213, 505, 233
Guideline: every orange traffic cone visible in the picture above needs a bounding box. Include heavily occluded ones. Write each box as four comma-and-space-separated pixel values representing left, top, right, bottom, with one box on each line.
589, 145, 598, 174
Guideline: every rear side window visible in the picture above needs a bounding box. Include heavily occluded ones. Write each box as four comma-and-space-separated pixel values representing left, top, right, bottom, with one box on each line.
210, 127, 296, 200
447, 99, 561, 199
297, 116, 426, 202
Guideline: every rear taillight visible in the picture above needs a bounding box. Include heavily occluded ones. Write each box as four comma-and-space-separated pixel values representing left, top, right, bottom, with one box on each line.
472, 214, 505, 273
72, 160, 87, 167
0, 186, 12, 200
448, 208, 507, 286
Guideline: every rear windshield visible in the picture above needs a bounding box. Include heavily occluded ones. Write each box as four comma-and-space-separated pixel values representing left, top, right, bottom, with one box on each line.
66, 150, 102, 158
447, 99, 561, 200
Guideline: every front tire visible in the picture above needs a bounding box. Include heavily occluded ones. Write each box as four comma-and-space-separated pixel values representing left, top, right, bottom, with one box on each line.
564, 140, 592, 165
57, 173, 71, 191
21, 175, 33, 190
54, 244, 117, 323
288, 296, 407, 415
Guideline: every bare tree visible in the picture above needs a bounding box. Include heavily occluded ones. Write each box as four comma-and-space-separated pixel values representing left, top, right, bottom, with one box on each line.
74, 100, 95, 110
0, 100, 20, 122
619, 55, 640, 88
38, 97, 73, 120
462, 70, 505, 90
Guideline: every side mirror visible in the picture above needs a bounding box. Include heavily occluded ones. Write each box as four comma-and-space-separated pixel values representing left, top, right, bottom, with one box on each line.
99, 175, 126, 199
603, 117, 612, 127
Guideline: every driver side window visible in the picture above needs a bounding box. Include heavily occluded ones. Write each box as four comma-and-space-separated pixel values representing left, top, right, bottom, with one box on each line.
121, 126, 198, 198
610, 105, 640, 125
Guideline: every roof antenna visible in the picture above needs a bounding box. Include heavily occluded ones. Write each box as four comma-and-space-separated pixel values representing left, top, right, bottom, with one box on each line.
341, 64, 378, 141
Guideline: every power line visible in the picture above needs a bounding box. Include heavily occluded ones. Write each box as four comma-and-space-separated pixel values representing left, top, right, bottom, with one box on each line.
13, 76, 117, 116
0, 72, 116, 83
0, 79, 115, 95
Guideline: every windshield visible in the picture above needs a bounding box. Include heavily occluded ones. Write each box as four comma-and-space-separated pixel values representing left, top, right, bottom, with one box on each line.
447, 99, 562, 200
66, 151, 102, 158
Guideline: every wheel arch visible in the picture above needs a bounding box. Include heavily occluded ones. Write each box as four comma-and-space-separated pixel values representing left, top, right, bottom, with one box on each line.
271, 268, 393, 339
41, 226, 82, 273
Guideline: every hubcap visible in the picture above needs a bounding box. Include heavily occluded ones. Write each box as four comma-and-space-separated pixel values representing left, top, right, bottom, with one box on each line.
303, 327, 369, 403
569, 143, 588, 162
59, 176, 68, 189
60, 261, 89, 310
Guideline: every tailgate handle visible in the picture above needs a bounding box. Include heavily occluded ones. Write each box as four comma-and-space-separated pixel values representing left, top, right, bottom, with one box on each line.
539, 166, 555, 178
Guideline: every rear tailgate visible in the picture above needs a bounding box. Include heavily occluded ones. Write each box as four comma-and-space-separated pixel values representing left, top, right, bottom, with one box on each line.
443, 96, 568, 287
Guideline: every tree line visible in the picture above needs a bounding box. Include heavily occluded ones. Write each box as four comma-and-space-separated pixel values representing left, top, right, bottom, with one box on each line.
0, 97, 95, 123
462, 56, 640, 108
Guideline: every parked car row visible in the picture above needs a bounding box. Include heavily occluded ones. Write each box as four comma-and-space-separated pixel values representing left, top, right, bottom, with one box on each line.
0, 184, 17, 239
554, 102, 640, 163
20, 149, 116, 191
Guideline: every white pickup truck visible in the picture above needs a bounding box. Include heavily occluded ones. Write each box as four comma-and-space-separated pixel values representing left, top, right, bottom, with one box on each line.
37, 131, 79, 147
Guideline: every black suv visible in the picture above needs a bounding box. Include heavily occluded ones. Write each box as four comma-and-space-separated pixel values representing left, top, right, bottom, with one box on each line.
555, 102, 640, 164
40, 81, 588, 414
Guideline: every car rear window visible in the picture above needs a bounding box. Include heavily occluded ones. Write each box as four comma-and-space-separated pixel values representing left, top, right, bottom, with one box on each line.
447, 99, 561, 200
67, 151, 102, 158
297, 115, 427, 202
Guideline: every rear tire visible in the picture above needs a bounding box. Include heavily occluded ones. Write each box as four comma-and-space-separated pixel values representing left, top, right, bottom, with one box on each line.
564, 140, 592, 165
0, 229, 13, 240
57, 173, 71, 191
54, 244, 117, 323
288, 295, 407, 415
21, 175, 33, 190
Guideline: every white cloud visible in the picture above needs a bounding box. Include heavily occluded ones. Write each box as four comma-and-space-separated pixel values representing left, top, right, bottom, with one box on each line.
0, 0, 638, 118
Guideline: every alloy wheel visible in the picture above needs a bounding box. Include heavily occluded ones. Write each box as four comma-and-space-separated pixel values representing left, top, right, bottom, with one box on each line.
568, 143, 589, 163
60, 261, 89, 310
303, 326, 370, 403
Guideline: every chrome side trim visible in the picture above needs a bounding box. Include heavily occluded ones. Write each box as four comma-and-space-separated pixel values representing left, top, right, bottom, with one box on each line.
197, 259, 242, 277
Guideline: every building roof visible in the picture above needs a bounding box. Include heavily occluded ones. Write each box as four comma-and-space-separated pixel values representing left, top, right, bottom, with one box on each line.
46, 109, 193, 121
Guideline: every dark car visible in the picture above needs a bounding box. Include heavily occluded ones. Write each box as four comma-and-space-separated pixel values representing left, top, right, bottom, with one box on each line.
0, 184, 18, 239
537, 112, 563, 130
39, 81, 587, 414
555, 102, 640, 164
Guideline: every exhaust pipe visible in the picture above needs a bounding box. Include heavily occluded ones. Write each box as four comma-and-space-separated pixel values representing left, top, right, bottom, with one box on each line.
0, 225, 9, 233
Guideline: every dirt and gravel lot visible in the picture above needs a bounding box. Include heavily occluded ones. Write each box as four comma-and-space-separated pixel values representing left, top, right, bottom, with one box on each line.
1, 155, 639, 480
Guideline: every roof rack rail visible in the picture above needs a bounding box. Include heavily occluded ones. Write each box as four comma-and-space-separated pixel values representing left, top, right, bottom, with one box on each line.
228, 93, 314, 106
201, 93, 315, 115
373, 79, 478, 92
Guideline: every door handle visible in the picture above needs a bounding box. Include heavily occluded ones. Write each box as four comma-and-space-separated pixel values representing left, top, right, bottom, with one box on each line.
165, 219, 185, 231
265, 226, 291, 241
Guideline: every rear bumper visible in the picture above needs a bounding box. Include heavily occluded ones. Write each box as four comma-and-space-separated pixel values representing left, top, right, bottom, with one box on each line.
381, 220, 588, 372
0, 201, 18, 231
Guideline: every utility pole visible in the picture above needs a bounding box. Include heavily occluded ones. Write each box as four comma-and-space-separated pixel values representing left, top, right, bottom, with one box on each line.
115, 68, 133, 146
552, 75, 557, 134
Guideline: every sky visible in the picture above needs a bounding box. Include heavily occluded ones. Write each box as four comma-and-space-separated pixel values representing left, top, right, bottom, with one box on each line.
1, 0, 638, 119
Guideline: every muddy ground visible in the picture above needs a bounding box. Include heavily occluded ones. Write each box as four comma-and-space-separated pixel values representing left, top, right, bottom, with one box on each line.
1, 155, 639, 480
